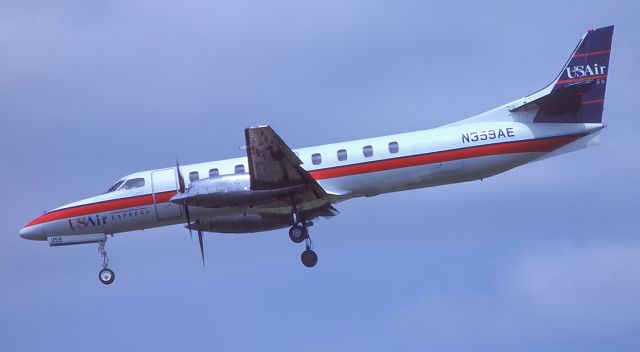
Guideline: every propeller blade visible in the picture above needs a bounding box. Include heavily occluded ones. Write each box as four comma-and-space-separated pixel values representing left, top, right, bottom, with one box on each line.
176, 160, 185, 193
198, 230, 205, 266
176, 160, 192, 239
184, 205, 193, 239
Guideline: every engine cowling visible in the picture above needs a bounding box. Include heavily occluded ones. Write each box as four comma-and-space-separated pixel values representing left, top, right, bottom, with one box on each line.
188, 213, 291, 233
170, 174, 304, 208
188, 204, 336, 234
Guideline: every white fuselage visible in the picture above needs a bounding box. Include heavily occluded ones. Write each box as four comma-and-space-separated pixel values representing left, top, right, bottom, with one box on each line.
19, 121, 603, 241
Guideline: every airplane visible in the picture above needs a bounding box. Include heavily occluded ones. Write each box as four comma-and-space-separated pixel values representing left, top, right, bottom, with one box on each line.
19, 26, 614, 285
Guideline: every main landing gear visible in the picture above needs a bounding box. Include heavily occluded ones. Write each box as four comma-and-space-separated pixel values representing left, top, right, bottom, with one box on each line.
301, 243, 318, 268
97, 240, 115, 285
288, 224, 307, 243
290, 207, 318, 268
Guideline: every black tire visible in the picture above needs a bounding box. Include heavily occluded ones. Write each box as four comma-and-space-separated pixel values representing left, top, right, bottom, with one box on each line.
99, 268, 115, 285
289, 225, 307, 243
301, 249, 318, 268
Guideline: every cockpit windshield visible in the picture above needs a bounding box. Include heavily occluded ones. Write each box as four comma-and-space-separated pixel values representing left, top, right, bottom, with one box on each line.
104, 180, 125, 194
103, 178, 146, 194
121, 178, 145, 190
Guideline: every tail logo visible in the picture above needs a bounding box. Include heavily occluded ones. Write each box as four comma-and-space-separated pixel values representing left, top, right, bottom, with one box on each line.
565, 64, 606, 79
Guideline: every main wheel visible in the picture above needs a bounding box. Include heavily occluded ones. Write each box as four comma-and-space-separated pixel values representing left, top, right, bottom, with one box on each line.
289, 225, 307, 243
301, 249, 318, 268
99, 268, 115, 285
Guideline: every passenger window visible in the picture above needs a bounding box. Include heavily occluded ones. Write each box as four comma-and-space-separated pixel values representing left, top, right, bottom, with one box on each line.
120, 178, 145, 190
235, 165, 245, 174
104, 180, 124, 193
337, 149, 347, 161
189, 171, 199, 182
389, 141, 399, 153
209, 168, 219, 177
363, 145, 373, 157
312, 153, 322, 165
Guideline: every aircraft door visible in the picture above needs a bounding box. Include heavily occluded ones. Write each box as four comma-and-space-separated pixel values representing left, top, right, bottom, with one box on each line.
151, 168, 183, 221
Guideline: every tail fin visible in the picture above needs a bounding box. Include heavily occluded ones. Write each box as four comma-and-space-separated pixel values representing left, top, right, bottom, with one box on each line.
518, 26, 614, 123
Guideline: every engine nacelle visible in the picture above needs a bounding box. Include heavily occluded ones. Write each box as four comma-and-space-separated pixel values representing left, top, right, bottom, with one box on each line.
171, 174, 303, 208
189, 204, 334, 234
48, 234, 107, 247
189, 213, 291, 233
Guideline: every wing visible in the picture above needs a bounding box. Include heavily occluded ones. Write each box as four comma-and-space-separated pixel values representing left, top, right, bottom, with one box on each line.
244, 125, 328, 202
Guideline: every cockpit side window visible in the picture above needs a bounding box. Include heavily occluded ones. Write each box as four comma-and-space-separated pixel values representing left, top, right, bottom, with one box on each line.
120, 178, 146, 190
104, 180, 124, 194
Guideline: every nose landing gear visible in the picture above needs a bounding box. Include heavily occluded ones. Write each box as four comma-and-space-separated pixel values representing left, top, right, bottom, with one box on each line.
97, 240, 115, 285
99, 268, 115, 285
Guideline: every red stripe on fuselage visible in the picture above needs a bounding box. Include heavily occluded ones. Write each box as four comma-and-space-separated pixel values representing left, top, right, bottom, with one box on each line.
25, 134, 585, 227
309, 134, 585, 180
25, 190, 177, 227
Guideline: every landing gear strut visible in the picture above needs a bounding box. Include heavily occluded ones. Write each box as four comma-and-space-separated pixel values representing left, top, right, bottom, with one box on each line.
97, 240, 115, 285
290, 205, 317, 268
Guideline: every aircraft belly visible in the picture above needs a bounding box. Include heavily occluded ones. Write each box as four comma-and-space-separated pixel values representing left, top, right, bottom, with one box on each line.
318, 151, 544, 197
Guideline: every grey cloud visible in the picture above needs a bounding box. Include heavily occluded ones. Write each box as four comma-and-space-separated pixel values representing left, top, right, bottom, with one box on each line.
388, 241, 640, 350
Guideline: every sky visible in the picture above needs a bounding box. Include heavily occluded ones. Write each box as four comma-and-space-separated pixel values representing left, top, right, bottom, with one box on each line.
1, 0, 640, 351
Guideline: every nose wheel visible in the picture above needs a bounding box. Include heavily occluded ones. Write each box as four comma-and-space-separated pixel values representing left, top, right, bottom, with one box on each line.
99, 268, 115, 285
97, 240, 115, 285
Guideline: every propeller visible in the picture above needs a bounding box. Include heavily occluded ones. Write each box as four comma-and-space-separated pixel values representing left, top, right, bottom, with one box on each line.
177, 160, 205, 266
176, 160, 193, 239
184, 207, 193, 239
176, 160, 186, 193
197, 221, 205, 266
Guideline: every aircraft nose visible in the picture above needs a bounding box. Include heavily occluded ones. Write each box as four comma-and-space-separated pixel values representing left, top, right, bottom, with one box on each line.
19, 226, 34, 239
19, 217, 47, 241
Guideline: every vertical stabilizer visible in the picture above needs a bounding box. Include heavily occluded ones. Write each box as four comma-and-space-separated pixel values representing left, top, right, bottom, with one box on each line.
533, 25, 614, 123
